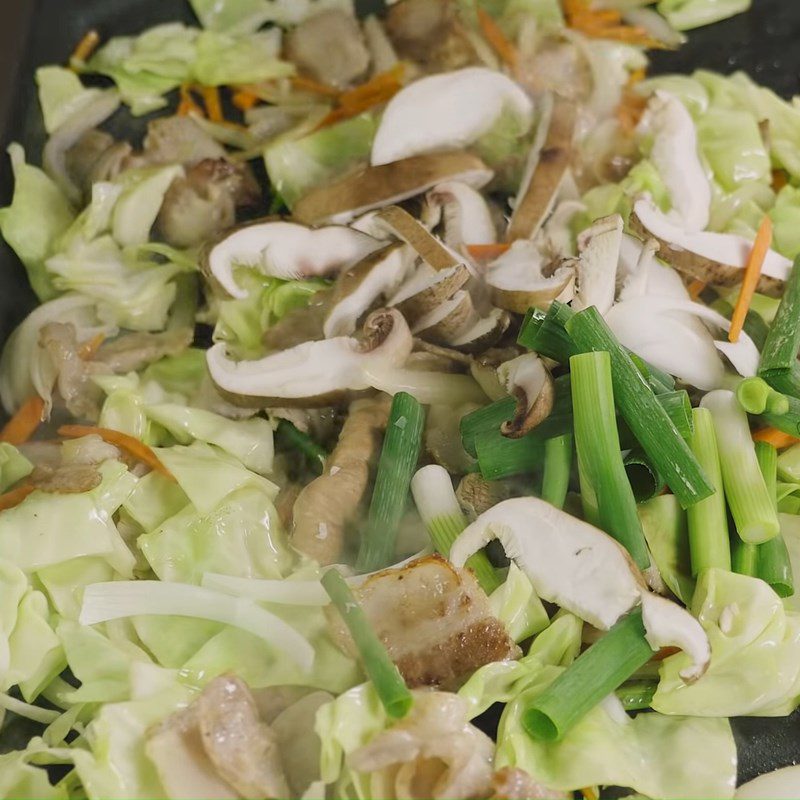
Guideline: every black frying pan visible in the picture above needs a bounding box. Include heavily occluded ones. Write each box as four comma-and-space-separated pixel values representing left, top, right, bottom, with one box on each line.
0, 0, 799, 787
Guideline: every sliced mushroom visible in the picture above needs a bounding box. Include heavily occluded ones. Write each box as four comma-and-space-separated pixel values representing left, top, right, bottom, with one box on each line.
497, 353, 555, 438
390, 263, 471, 323
371, 67, 533, 167
204, 220, 382, 299
128, 115, 228, 168
324, 243, 415, 338
631, 198, 792, 296
412, 290, 476, 344
506, 95, 577, 242
485, 240, 576, 314
291, 151, 493, 226
425, 181, 497, 251
64, 129, 132, 202
208, 308, 412, 406
572, 214, 624, 315
447, 308, 510, 353
450, 497, 711, 679
374, 205, 463, 271
328, 555, 519, 688
157, 158, 260, 248
292, 393, 391, 564
285, 9, 370, 89
384, 0, 480, 72
637, 90, 710, 232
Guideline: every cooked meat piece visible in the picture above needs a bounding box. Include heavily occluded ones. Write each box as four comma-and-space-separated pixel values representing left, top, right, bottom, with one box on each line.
30, 463, 101, 494
131, 115, 227, 168
330, 555, 520, 688
456, 473, 512, 521
39, 322, 110, 421
95, 328, 194, 374
285, 9, 370, 88
146, 675, 289, 800
292, 393, 391, 564
385, 0, 478, 72
157, 159, 260, 248
64, 129, 132, 201
275, 481, 303, 531
488, 768, 568, 800
349, 690, 495, 800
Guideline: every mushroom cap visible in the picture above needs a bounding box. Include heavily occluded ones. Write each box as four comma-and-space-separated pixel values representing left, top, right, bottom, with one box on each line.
292, 151, 494, 226
205, 220, 382, 299
371, 67, 534, 167
425, 180, 497, 249
497, 353, 555, 438
572, 213, 624, 316
411, 289, 476, 344
450, 497, 644, 630
324, 243, 415, 338
391, 263, 472, 323
632, 198, 792, 296
447, 308, 510, 353
207, 308, 412, 403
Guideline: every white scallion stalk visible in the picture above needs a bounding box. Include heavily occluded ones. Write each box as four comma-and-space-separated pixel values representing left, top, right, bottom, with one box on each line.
0, 693, 60, 724
80, 581, 314, 671
362, 366, 488, 406
411, 465, 500, 593
701, 390, 781, 544
201, 574, 329, 605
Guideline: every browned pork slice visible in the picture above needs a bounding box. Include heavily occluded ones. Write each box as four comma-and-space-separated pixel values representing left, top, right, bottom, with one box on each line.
331, 554, 520, 688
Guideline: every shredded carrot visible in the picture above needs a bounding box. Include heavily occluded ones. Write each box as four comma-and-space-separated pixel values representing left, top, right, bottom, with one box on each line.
315, 65, 405, 130
0, 483, 35, 512
687, 279, 707, 301
772, 169, 789, 192
563, 0, 665, 48
78, 333, 106, 361
466, 243, 512, 260
752, 427, 799, 449
232, 89, 260, 112
729, 215, 773, 343
70, 29, 100, 66
0, 396, 45, 446
617, 70, 649, 134
476, 7, 518, 70
57, 425, 175, 479
177, 84, 204, 117
581, 787, 599, 800
290, 75, 341, 98
201, 86, 224, 123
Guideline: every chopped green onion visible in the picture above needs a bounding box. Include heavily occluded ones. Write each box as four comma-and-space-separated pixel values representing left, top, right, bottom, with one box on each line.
275, 419, 327, 474
686, 408, 732, 575
623, 449, 665, 502
754, 441, 794, 597
760, 394, 800, 437
460, 396, 517, 457
760, 256, 800, 397
736, 377, 790, 416
410, 464, 500, 593
566, 307, 713, 509
321, 569, 412, 719
570, 351, 649, 568
541, 434, 573, 509
356, 392, 425, 572
522, 608, 653, 742
701, 390, 780, 544
732, 539, 758, 577
474, 429, 545, 480
615, 680, 657, 712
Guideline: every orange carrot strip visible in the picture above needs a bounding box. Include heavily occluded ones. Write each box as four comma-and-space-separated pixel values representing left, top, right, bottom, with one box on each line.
729, 216, 773, 343
232, 89, 260, 112
70, 29, 100, 66
177, 84, 204, 117
0, 483, 35, 512
466, 243, 512, 259
0, 396, 45, 446
476, 7, 518, 69
337, 64, 404, 109
687, 279, 707, 301
201, 86, 224, 123
58, 425, 175, 479
752, 427, 799, 449
78, 333, 106, 361
290, 75, 341, 98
